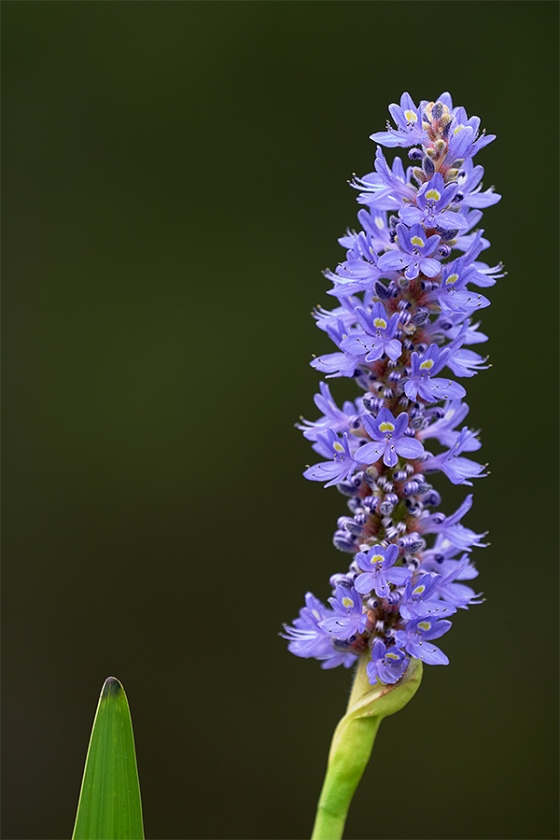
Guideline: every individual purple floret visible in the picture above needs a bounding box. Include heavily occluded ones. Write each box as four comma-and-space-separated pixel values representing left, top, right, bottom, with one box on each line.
340, 303, 402, 363
369, 92, 426, 149
367, 639, 409, 685
395, 617, 452, 665
303, 430, 359, 487
378, 223, 441, 280
283, 592, 357, 670
404, 345, 467, 403
399, 172, 468, 234
354, 544, 411, 598
358, 408, 425, 468
283, 92, 501, 685
320, 585, 370, 639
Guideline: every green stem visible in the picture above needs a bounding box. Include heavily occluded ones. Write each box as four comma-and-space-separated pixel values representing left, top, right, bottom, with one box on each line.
311, 716, 381, 840
310, 655, 422, 840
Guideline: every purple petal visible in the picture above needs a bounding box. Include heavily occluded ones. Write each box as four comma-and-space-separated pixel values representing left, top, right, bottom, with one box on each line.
404, 379, 419, 400
340, 334, 370, 357
414, 641, 449, 666
385, 339, 403, 361
303, 461, 352, 487
369, 130, 404, 148
376, 407, 395, 426
395, 437, 424, 459
421, 618, 452, 640
383, 445, 398, 467
419, 258, 442, 278
393, 412, 408, 437
386, 566, 412, 586
373, 574, 390, 598
355, 441, 384, 464
399, 205, 423, 225
420, 378, 467, 401
355, 572, 376, 595
384, 544, 399, 565
378, 251, 411, 272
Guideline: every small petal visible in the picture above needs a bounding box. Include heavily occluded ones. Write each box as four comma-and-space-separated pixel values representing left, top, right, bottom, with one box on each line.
355, 441, 385, 464
395, 437, 424, 459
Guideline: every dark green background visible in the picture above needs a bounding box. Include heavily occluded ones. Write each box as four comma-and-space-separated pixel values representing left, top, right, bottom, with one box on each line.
3, 2, 558, 839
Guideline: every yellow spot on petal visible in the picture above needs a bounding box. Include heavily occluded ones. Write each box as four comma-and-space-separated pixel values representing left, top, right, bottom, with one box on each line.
410, 235, 425, 247
425, 189, 441, 202
370, 554, 384, 565
342, 596, 354, 608
374, 216, 385, 230
404, 109, 418, 124
413, 585, 426, 596
379, 421, 395, 433
446, 273, 459, 285
420, 359, 434, 370
373, 317, 387, 329
386, 652, 399, 660
454, 125, 464, 135
418, 621, 431, 632
333, 442, 344, 452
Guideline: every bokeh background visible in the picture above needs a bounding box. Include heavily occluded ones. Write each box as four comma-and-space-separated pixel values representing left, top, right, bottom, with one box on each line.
3, 2, 558, 839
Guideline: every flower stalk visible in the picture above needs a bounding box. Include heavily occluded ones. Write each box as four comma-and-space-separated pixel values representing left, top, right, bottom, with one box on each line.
311, 657, 422, 840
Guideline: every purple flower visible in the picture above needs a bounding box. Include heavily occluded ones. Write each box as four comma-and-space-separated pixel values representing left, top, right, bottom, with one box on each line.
378, 223, 441, 280
354, 544, 411, 598
404, 345, 467, 403
423, 428, 487, 485
310, 316, 360, 378
420, 497, 488, 552
367, 639, 409, 685
370, 92, 426, 148
418, 400, 476, 449
396, 617, 452, 665
285, 93, 500, 685
320, 585, 369, 640
400, 574, 457, 621
357, 408, 425, 468
434, 556, 483, 609
298, 382, 360, 442
340, 303, 402, 362
433, 260, 492, 317
282, 593, 357, 670
303, 430, 358, 488
353, 148, 416, 211
446, 349, 490, 379
399, 172, 467, 233
456, 159, 501, 209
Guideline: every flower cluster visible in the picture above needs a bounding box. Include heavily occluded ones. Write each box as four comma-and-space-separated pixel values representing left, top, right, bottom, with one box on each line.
283, 93, 501, 685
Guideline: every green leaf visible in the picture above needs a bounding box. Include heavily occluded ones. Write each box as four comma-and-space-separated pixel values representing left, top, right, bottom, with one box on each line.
311, 656, 423, 840
72, 677, 145, 840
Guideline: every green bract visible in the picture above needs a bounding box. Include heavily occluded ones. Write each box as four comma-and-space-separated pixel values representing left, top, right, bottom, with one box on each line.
311, 656, 423, 840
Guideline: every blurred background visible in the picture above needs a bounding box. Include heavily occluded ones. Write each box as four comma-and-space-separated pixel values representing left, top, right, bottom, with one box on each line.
3, 2, 558, 839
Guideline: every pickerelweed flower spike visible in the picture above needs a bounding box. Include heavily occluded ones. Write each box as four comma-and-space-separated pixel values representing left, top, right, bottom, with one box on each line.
283, 93, 501, 840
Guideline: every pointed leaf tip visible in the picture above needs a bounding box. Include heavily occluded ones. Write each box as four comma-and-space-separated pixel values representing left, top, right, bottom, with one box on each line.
101, 676, 124, 699
73, 678, 144, 840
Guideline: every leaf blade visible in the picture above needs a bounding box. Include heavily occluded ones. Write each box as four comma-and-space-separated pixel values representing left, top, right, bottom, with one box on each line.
72, 677, 144, 840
